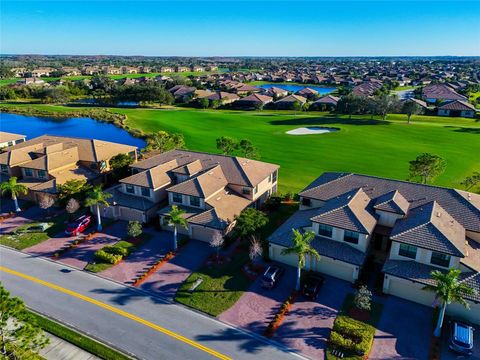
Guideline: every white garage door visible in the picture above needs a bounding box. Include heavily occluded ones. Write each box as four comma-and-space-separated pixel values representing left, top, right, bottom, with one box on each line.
314, 257, 354, 282
387, 276, 436, 307
191, 226, 216, 243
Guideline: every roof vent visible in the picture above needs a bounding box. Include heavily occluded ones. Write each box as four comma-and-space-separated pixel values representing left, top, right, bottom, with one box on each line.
216, 196, 221, 201
436, 212, 441, 217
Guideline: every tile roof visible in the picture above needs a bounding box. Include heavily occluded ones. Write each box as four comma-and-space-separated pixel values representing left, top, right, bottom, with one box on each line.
313, 95, 339, 105
275, 94, 307, 104
296, 87, 318, 96
167, 165, 228, 198
438, 100, 476, 111
383, 259, 480, 303
373, 190, 410, 215
310, 188, 377, 234
0, 131, 25, 143
106, 185, 157, 211
391, 201, 466, 256
120, 159, 178, 189
422, 84, 467, 101
236, 93, 273, 104
299, 172, 480, 233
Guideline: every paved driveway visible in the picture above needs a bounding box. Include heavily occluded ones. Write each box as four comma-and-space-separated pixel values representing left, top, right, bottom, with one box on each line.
274, 276, 352, 359
0, 205, 45, 234
100, 230, 172, 284
219, 265, 297, 334
441, 321, 480, 360
370, 295, 433, 360
140, 239, 212, 300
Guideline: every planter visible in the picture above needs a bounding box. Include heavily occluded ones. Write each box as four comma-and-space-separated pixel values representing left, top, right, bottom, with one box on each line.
132, 252, 175, 287
264, 291, 297, 337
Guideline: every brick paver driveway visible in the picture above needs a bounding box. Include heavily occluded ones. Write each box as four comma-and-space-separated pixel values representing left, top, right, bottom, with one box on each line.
219, 265, 297, 333
0, 205, 45, 234
100, 230, 171, 284
57, 221, 127, 270
370, 295, 433, 360
24, 232, 74, 258
273, 275, 352, 359
140, 239, 212, 300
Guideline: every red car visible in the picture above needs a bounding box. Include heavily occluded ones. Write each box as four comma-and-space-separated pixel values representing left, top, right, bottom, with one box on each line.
65, 215, 92, 236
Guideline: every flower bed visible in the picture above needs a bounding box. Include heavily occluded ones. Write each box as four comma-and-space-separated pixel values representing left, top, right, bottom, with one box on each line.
52, 231, 97, 259
264, 291, 297, 337
132, 251, 175, 287
0, 212, 16, 222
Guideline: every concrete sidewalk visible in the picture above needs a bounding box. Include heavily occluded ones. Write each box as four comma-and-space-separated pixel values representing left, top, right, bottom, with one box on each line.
40, 333, 101, 360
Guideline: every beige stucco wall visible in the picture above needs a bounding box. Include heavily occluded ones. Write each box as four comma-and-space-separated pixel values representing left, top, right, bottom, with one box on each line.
311, 222, 370, 253
191, 225, 221, 243
389, 241, 460, 269
299, 197, 326, 210
375, 210, 403, 227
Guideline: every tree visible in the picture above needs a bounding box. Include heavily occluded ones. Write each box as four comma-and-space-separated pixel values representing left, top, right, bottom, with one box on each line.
166, 205, 188, 251
354, 285, 372, 311
336, 93, 368, 119
38, 193, 55, 216
232, 208, 268, 240
408, 153, 446, 184
210, 232, 224, 261
249, 236, 263, 263
57, 179, 92, 204
198, 97, 209, 109
281, 229, 320, 291
127, 220, 143, 239
109, 153, 134, 180
216, 136, 238, 155
146, 131, 185, 153
423, 269, 476, 337
292, 100, 302, 116
373, 94, 401, 120
66, 198, 80, 220
0, 177, 28, 212
461, 171, 480, 193
38, 87, 70, 104
238, 139, 259, 159
84, 185, 112, 231
402, 100, 423, 124
0, 284, 49, 358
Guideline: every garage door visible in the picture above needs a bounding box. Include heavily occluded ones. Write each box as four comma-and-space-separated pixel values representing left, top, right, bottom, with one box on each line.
191, 226, 216, 243
315, 257, 355, 282
270, 244, 297, 267
387, 276, 435, 307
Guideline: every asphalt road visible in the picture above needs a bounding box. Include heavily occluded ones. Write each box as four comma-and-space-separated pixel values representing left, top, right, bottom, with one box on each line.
0, 247, 304, 360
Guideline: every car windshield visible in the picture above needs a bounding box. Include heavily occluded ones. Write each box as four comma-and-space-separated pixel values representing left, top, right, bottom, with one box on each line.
453, 324, 472, 347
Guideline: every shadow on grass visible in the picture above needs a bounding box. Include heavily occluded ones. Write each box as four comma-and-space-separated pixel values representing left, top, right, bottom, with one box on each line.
269, 116, 390, 126
444, 126, 480, 134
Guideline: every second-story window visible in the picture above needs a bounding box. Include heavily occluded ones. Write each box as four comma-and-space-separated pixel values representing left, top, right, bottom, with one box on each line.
190, 196, 200, 207
430, 252, 451, 268
38, 170, 47, 179
172, 193, 183, 204
301, 197, 311, 207
126, 184, 135, 194
272, 170, 277, 183
399, 244, 417, 259
318, 224, 333, 238
24, 168, 33, 177
141, 187, 150, 197
253, 185, 258, 195
242, 187, 251, 195
0, 165, 8, 173
343, 230, 359, 244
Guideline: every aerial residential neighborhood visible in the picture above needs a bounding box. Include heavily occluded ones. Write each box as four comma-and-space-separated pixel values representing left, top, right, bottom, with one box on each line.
0, 1, 479, 360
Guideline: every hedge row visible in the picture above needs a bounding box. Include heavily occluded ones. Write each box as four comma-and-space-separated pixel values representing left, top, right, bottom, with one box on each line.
329, 315, 375, 356
264, 292, 297, 337
132, 251, 175, 287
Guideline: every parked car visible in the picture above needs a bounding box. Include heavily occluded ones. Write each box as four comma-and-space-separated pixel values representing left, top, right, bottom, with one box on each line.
449, 320, 474, 356
65, 215, 92, 236
302, 273, 325, 299
261, 265, 284, 289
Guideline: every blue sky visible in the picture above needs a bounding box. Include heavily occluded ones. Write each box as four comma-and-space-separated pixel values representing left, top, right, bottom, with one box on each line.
2, 1, 479, 56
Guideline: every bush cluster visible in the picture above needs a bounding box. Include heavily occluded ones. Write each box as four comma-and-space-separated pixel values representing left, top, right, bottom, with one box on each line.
133, 251, 175, 286
94, 250, 123, 264
264, 292, 296, 336
329, 315, 375, 356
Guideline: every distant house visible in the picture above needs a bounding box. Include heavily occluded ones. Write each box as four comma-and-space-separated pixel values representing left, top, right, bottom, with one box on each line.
169, 85, 196, 102
191, 66, 205, 72
207, 91, 240, 105
176, 66, 190, 73
437, 100, 476, 118
206, 65, 218, 71
274, 94, 307, 109
311, 95, 340, 110
234, 93, 273, 109
62, 67, 81, 76
122, 66, 138, 74
233, 84, 259, 95
17, 77, 45, 85
117, 77, 137, 86
194, 89, 213, 99
0, 131, 26, 148
402, 98, 430, 111
160, 67, 174, 73
30, 68, 54, 77
261, 86, 288, 99
351, 81, 383, 97
296, 87, 319, 100
422, 84, 467, 103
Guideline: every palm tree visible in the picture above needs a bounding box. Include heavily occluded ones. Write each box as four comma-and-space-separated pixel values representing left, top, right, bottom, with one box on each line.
84, 185, 112, 231
424, 268, 476, 337
281, 229, 320, 291
0, 177, 28, 212
167, 205, 188, 251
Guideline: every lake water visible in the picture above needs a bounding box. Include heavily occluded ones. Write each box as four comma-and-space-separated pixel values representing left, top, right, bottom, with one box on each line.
0, 113, 146, 148
256, 84, 336, 95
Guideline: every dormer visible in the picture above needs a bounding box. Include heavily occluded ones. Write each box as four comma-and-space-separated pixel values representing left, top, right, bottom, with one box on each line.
373, 190, 410, 227
171, 159, 203, 183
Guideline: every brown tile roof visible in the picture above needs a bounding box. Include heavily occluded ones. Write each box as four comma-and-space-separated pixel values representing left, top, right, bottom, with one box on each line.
236, 93, 273, 104
373, 190, 410, 215
299, 172, 480, 233
207, 92, 239, 101
422, 84, 467, 101
171, 159, 203, 176
167, 165, 227, 198
275, 94, 307, 104
438, 100, 476, 111
310, 188, 377, 234
20, 146, 79, 171
0, 131, 25, 143
313, 95, 339, 105
390, 201, 466, 256
296, 87, 318, 96
120, 159, 178, 189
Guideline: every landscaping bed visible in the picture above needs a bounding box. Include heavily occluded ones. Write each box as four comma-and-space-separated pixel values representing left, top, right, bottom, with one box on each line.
175, 251, 253, 316
0, 213, 68, 250
326, 293, 383, 360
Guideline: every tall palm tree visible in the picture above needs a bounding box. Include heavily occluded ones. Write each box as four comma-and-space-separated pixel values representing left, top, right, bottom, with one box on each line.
0, 177, 28, 212
281, 229, 320, 291
84, 185, 112, 231
167, 205, 188, 251
424, 268, 476, 337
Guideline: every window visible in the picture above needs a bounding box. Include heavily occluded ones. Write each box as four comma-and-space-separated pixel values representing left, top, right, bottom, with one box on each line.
128, 151, 136, 158
38, 170, 47, 179
172, 193, 183, 203
7, 141, 13, 147
301, 197, 311, 207
190, 196, 200, 207
126, 184, 135, 194
141, 187, 150, 197
431, 252, 451, 268
272, 170, 277, 183
318, 224, 333, 238
343, 230, 359, 244
253, 185, 258, 195
242, 187, 251, 195
24, 168, 33, 177
399, 244, 417, 259
0, 165, 8, 173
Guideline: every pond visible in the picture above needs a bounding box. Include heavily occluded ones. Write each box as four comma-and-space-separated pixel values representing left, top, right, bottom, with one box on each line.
73, 98, 139, 107
256, 83, 336, 95
0, 113, 146, 148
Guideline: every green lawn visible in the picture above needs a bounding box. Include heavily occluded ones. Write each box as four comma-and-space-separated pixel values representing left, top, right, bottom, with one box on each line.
469, 91, 480, 109
393, 85, 417, 91
175, 251, 252, 316
0, 213, 68, 250
2, 103, 479, 193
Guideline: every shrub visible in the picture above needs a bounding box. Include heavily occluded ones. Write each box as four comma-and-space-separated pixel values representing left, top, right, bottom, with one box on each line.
354, 285, 372, 311
330, 316, 375, 356
127, 221, 143, 239
94, 250, 122, 264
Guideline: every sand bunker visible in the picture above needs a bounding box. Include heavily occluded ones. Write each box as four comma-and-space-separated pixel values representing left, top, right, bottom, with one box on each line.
286, 127, 339, 135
